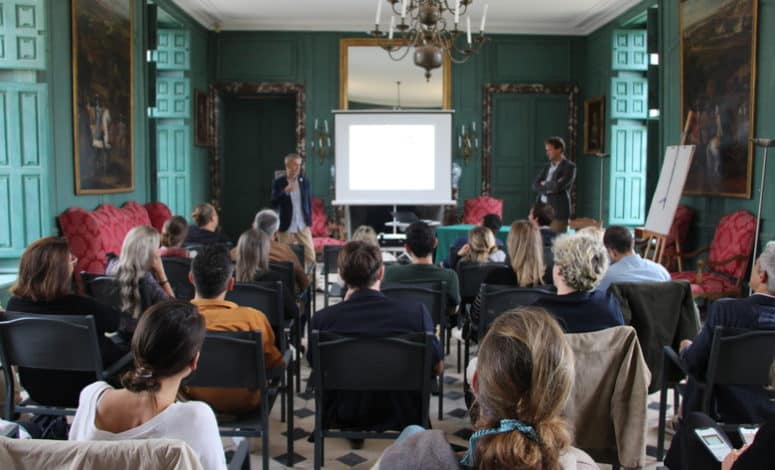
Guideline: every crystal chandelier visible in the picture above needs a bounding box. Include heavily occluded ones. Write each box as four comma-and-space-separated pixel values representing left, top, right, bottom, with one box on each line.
371, 0, 489, 81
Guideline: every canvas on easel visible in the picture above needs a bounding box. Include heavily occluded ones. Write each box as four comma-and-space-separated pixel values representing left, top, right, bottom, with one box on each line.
639, 145, 695, 266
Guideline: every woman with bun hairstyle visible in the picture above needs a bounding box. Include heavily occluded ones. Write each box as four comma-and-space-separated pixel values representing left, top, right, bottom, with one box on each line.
69, 300, 226, 470
455, 226, 506, 267
375, 307, 598, 470
159, 215, 192, 258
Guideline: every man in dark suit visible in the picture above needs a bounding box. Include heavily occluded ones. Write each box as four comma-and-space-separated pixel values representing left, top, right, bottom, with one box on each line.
665, 241, 775, 469
309, 241, 443, 445
529, 201, 557, 284
271, 153, 314, 266
532, 136, 576, 233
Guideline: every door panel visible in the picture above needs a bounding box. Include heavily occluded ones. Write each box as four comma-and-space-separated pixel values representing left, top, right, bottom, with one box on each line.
156, 123, 190, 217
609, 123, 647, 225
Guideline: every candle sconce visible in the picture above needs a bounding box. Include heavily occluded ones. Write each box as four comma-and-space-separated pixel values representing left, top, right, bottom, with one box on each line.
310, 118, 332, 163
458, 121, 479, 164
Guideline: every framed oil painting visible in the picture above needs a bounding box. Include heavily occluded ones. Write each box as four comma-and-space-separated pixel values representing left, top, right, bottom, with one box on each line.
194, 90, 210, 147
583, 96, 605, 155
72, 0, 133, 194
680, 0, 758, 198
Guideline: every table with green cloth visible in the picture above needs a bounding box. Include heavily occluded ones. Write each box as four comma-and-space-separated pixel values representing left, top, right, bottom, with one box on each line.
434, 224, 510, 262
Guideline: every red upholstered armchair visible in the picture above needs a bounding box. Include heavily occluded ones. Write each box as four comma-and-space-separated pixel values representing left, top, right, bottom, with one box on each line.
463, 196, 503, 224
662, 204, 694, 271
671, 210, 756, 300
311, 197, 345, 255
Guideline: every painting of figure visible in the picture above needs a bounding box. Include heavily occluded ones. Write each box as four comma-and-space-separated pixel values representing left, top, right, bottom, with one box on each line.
680, 0, 757, 198
72, 0, 133, 194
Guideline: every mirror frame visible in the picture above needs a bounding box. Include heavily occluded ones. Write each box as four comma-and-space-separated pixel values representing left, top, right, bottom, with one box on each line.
339, 37, 452, 110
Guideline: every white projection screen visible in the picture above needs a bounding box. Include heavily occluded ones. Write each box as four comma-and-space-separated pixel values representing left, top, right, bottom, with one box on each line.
334, 111, 453, 205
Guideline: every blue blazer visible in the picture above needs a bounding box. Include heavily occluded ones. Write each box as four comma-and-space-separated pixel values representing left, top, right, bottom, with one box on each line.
271, 174, 312, 232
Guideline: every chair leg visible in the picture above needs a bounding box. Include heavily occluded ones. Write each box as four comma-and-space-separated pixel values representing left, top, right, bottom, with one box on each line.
463, 338, 470, 387
262, 431, 270, 470
287, 365, 294, 466
657, 384, 668, 461
438, 374, 444, 421
673, 387, 680, 415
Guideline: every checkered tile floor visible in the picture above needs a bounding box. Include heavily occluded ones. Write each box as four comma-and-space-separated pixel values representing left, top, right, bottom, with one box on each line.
244, 291, 674, 469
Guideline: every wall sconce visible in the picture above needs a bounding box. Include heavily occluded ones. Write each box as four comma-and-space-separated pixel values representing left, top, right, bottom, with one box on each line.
310, 118, 332, 163
458, 121, 479, 164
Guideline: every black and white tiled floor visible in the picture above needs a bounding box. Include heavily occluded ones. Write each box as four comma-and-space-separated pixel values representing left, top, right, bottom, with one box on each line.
243, 291, 675, 469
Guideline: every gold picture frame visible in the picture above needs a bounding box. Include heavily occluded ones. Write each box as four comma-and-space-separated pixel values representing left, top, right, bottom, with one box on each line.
583, 96, 605, 155
72, 0, 134, 194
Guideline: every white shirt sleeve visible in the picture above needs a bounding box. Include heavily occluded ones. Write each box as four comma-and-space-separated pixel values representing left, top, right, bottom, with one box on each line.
178, 402, 228, 470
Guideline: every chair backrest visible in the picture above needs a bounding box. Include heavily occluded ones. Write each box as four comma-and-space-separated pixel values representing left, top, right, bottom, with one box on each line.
381, 281, 447, 328
704, 326, 775, 414
84, 275, 123, 309
0, 312, 104, 374
707, 210, 756, 279
290, 244, 305, 268
322, 245, 341, 276
184, 331, 266, 390
463, 196, 503, 224
311, 330, 432, 398
269, 261, 295, 293
225, 281, 284, 329
161, 257, 194, 301
457, 261, 504, 301
478, 284, 554, 338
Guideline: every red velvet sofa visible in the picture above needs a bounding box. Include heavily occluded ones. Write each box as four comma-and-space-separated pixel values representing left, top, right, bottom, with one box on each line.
58, 201, 172, 275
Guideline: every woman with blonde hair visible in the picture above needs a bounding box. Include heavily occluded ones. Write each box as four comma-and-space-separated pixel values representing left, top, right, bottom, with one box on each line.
534, 232, 623, 333
184, 202, 231, 247
375, 307, 598, 469
234, 228, 298, 321
455, 226, 506, 268
106, 225, 173, 334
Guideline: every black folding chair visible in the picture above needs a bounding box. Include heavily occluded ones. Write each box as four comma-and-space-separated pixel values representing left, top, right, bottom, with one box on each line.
382, 281, 447, 420
185, 330, 293, 470
322, 245, 343, 309
226, 281, 294, 421
656, 327, 775, 460
271, 262, 304, 392
310, 330, 433, 470
0, 312, 132, 419
161, 257, 194, 301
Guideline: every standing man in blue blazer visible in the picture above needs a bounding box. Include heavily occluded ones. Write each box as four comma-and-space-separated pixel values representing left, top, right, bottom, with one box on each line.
271, 153, 314, 266
532, 136, 576, 233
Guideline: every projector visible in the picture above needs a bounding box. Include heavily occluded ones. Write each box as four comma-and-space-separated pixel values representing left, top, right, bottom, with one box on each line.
378, 233, 406, 248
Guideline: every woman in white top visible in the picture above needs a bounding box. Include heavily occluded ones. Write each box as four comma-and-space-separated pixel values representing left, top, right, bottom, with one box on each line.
69, 300, 227, 470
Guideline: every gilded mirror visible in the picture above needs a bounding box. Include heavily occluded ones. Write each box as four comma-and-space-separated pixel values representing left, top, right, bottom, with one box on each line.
339, 38, 452, 110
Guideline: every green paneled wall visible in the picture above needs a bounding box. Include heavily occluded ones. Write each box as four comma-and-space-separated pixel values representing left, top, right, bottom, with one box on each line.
46, 0, 210, 221
213, 31, 584, 215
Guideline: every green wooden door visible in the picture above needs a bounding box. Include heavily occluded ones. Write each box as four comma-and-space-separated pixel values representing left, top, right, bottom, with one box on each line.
220, 96, 296, 241
157, 29, 190, 71
156, 122, 190, 217
151, 76, 190, 119
609, 123, 647, 225
490, 93, 569, 223
0, 81, 50, 256
611, 73, 648, 120
0, 0, 46, 70
612, 30, 648, 72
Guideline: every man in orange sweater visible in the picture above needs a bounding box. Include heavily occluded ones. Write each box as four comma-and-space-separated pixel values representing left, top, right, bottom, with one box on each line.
184, 244, 283, 413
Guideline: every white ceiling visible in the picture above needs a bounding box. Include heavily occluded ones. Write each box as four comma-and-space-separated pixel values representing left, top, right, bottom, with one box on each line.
170, 0, 643, 36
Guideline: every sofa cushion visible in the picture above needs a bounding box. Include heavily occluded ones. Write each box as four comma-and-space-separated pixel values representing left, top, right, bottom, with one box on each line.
144, 201, 173, 232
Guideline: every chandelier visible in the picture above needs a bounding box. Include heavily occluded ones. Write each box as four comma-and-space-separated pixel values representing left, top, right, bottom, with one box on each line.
371, 0, 489, 81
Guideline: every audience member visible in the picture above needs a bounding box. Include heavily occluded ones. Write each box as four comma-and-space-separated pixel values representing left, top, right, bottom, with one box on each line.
454, 226, 506, 268
271, 153, 314, 266
666, 359, 775, 470
676, 241, 775, 425
253, 208, 310, 292
532, 136, 576, 233
235, 228, 299, 321
529, 201, 557, 283
159, 215, 191, 258
69, 300, 227, 470
309, 241, 443, 438
351, 225, 397, 263
383, 221, 461, 310
106, 225, 173, 334
183, 245, 283, 413
376, 307, 596, 469
184, 202, 231, 247
597, 226, 671, 292
534, 233, 624, 333
443, 213, 504, 268
5, 237, 127, 407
